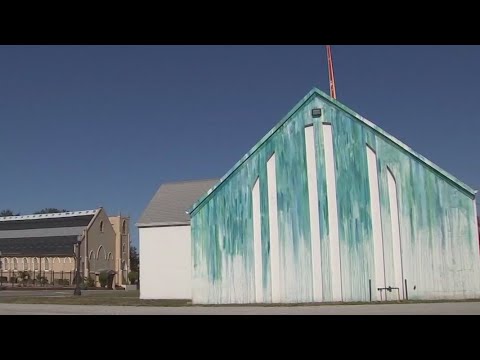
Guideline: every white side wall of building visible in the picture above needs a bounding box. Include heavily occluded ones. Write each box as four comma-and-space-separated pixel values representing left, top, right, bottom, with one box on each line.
139, 225, 192, 300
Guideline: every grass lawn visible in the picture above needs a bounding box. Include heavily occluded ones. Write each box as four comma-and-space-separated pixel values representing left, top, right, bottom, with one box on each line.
0, 290, 191, 306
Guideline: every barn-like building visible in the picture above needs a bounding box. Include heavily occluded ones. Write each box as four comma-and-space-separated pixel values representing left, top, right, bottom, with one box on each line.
188, 88, 480, 304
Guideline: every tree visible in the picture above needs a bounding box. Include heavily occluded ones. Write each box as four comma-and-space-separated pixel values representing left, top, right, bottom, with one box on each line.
0, 209, 20, 217
130, 245, 139, 272
33, 208, 68, 214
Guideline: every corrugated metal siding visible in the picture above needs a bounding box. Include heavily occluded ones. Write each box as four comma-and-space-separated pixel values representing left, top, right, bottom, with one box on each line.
191, 92, 480, 304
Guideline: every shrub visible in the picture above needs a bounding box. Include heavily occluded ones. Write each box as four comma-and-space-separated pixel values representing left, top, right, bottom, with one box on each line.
128, 271, 138, 285
36, 274, 48, 282
99, 271, 108, 288
36, 276, 49, 285
85, 276, 95, 288
18, 271, 30, 283
18, 271, 28, 279
54, 279, 70, 286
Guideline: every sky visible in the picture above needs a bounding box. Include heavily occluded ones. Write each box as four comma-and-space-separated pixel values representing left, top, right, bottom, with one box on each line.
0, 45, 479, 247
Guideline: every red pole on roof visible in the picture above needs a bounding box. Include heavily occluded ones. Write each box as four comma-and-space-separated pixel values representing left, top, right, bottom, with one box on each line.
326, 45, 337, 99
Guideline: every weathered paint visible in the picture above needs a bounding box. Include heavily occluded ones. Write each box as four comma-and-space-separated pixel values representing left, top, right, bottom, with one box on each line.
252, 178, 263, 303
367, 145, 386, 300
322, 122, 342, 301
305, 125, 323, 302
267, 154, 281, 303
387, 167, 404, 299
191, 88, 480, 304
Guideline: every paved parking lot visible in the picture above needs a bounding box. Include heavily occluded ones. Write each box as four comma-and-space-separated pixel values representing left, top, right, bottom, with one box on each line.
1, 301, 479, 315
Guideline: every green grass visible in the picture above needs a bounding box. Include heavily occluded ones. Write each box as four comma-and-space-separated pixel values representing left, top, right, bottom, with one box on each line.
0, 290, 191, 306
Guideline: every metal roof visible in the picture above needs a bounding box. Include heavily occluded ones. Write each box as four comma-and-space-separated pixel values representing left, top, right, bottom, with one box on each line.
0, 209, 99, 257
0, 210, 97, 222
137, 179, 219, 227
0, 236, 80, 257
0, 226, 86, 239
0, 215, 95, 231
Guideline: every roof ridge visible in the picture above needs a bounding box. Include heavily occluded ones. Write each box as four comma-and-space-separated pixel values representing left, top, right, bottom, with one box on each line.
0, 209, 100, 222
161, 178, 220, 185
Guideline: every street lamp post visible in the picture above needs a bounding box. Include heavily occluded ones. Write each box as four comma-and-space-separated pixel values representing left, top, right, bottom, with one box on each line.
73, 236, 82, 296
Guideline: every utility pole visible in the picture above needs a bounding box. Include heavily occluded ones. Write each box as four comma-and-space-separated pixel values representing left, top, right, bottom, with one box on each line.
73, 236, 82, 296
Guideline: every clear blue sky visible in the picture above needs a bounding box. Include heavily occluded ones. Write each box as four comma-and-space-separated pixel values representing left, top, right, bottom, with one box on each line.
1, 45, 479, 247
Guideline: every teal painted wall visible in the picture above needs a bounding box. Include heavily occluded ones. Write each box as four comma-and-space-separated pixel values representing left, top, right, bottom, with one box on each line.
190, 89, 480, 304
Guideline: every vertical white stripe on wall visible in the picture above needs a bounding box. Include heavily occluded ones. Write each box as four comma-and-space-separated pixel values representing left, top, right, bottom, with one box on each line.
305, 125, 323, 302
366, 145, 386, 300
474, 199, 479, 251
322, 123, 342, 302
252, 178, 264, 303
387, 168, 404, 299
267, 154, 281, 303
